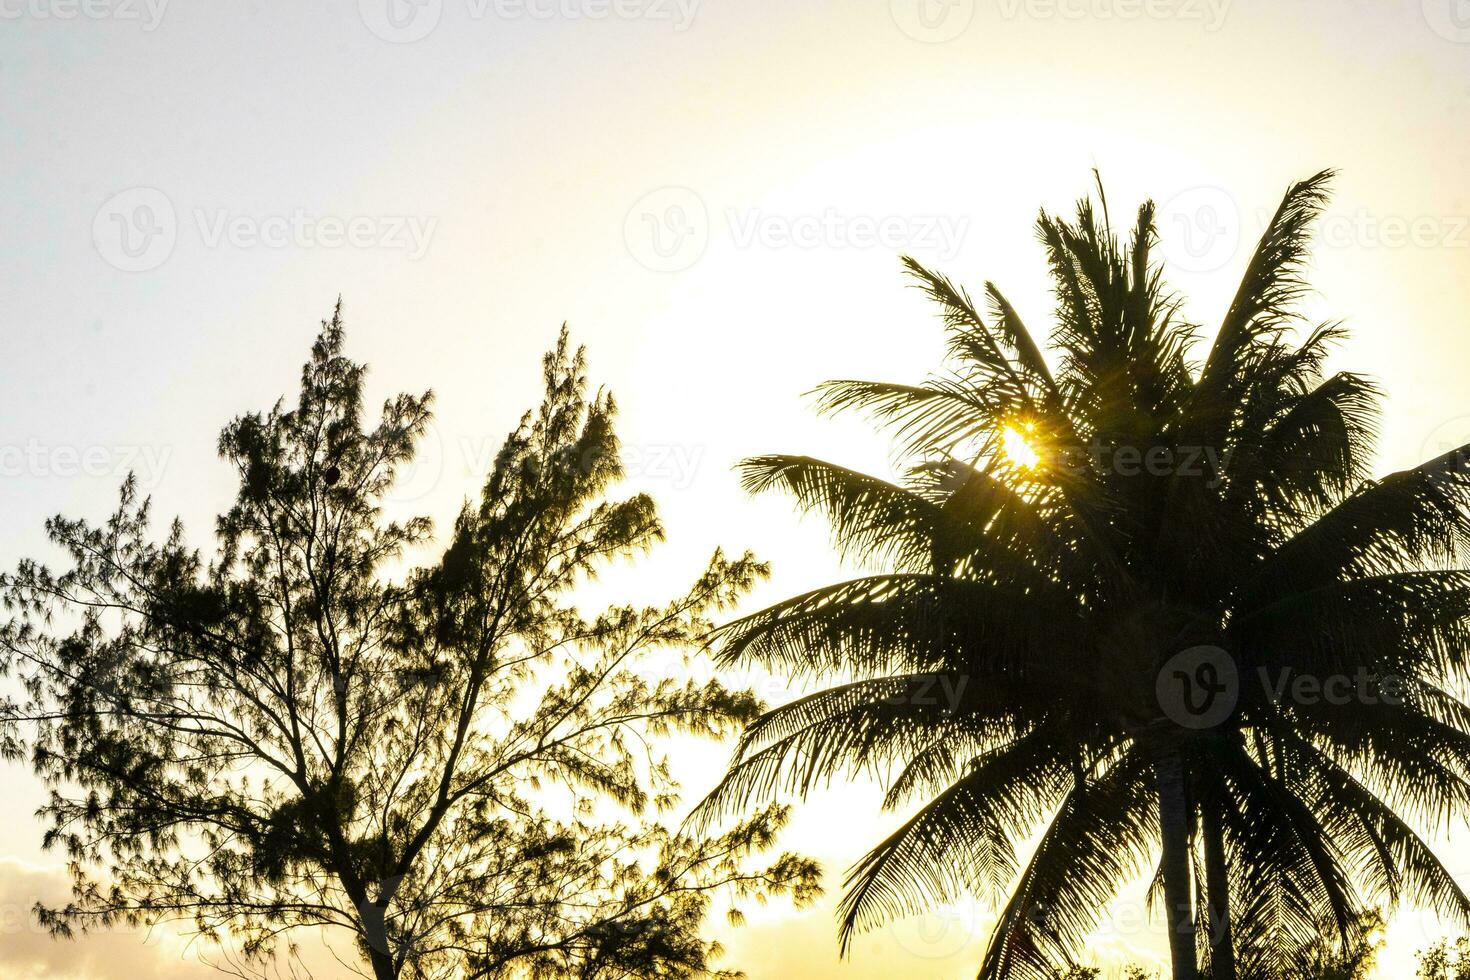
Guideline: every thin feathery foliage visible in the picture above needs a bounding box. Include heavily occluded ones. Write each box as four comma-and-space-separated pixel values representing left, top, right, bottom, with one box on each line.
0, 309, 820, 980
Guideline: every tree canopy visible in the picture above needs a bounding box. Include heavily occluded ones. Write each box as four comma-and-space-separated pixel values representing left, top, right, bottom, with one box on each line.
695, 173, 1470, 979
0, 310, 819, 980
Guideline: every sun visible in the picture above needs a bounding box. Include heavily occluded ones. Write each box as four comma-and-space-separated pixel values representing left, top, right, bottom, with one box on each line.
1001, 423, 1041, 469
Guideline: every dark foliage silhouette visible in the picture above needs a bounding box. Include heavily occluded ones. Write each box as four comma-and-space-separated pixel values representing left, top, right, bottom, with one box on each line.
695, 173, 1470, 979
1420, 933, 1470, 979
0, 310, 819, 980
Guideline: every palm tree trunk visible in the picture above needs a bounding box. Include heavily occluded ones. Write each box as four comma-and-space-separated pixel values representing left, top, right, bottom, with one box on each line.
1155, 745, 1199, 980
1202, 805, 1237, 980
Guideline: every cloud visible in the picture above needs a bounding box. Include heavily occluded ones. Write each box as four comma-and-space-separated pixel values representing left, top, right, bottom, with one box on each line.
0, 860, 220, 980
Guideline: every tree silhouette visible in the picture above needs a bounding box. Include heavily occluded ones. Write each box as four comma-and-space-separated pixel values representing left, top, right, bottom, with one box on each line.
694, 173, 1470, 978
1420, 933, 1470, 980
0, 310, 819, 980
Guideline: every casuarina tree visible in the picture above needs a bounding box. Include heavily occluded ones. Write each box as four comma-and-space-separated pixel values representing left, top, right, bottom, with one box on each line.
0, 309, 819, 979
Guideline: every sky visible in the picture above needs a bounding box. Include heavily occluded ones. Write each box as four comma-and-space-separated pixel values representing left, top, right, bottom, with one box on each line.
3, 0, 1470, 976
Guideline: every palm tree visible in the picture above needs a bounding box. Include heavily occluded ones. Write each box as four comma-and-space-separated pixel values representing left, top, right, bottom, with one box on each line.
694, 172, 1470, 978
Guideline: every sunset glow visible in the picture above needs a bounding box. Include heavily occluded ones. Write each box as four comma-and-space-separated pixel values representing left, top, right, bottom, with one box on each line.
5, 3, 1470, 978
1001, 423, 1042, 470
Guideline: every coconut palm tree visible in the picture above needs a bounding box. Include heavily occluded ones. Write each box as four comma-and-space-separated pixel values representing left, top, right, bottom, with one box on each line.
693, 172, 1470, 978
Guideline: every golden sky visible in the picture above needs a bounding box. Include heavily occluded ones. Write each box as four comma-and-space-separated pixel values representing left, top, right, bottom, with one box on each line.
4, 0, 1470, 975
